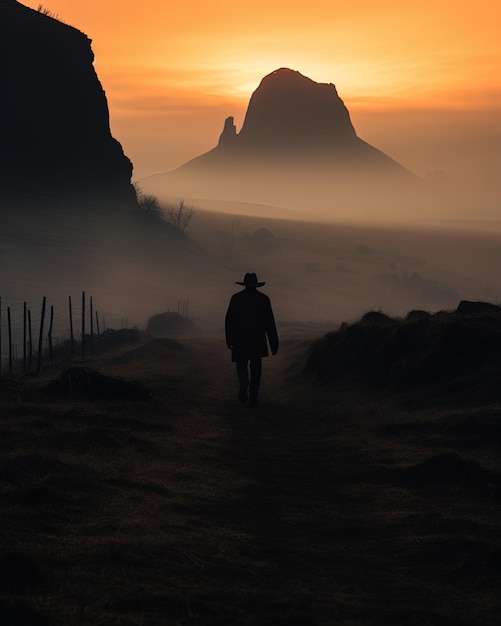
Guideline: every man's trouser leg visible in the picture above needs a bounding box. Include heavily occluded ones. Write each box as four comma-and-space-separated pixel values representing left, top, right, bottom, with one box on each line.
249, 358, 262, 406
236, 360, 249, 403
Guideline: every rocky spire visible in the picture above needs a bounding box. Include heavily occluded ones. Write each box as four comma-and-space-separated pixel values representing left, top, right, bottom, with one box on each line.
218, 116, 238, 146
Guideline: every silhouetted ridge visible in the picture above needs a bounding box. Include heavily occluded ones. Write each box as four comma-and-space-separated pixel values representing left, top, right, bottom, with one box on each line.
0, 0, 135, 207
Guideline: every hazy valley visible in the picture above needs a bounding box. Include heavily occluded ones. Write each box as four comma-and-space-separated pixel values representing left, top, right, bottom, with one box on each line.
5, 201, 501, 347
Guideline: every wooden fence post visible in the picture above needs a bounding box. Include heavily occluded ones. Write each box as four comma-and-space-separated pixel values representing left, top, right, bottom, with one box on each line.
0, 296, 2, 379
89, 296, 94, 354
48, 305, 54, 364
7, 306, 12, 376
28, 310, 33, 370
23, 302, 27, 373
37, 297, 46, 374
81, 291, 85, 360
69, 296, 74, 359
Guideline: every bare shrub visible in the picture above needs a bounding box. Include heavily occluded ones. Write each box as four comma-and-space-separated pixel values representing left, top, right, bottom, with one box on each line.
133, 183, 163, 219
167, 199, 195, 232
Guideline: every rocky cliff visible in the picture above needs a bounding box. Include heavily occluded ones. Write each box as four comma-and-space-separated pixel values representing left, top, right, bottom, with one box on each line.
0, 0, 135, 207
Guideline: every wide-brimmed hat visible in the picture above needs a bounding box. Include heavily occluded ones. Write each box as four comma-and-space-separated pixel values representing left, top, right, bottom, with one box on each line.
236, 272, 266, 287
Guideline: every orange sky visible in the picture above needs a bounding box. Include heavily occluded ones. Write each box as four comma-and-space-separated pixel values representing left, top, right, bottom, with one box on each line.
24, 0, 501, 182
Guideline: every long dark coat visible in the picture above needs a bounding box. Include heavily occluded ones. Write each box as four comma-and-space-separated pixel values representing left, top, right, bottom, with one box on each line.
225, 288, 279, 361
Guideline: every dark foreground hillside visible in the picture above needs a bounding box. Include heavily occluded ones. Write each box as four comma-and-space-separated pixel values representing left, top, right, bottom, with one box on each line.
305, 301, 501, 403
0, 321, 500, 625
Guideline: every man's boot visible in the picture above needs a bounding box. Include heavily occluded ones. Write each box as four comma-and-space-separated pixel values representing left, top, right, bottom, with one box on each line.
248, 359, 261, 408
248, 392, 258, 408
238, 382, 248, 404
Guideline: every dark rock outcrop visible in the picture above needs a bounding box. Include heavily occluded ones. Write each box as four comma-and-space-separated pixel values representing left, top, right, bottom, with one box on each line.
237, 68, 357, 152
142, 68, 420, 216
0, 0, 135, 207
457, 301, 501, 316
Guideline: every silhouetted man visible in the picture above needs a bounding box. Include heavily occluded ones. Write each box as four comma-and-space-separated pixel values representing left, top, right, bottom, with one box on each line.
225, 273, 279, 408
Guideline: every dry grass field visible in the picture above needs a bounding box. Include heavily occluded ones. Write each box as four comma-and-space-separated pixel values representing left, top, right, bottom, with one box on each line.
1, 321, 500, 625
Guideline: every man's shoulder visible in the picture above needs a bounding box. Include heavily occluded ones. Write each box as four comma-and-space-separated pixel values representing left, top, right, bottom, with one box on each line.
228, 290, 246, 306
247, 290, 270, 301
230, 290, 245, 300
230, 289, 271, 303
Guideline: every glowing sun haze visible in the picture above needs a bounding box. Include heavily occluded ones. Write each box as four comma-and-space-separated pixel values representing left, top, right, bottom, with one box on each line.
24, 0, 501, 184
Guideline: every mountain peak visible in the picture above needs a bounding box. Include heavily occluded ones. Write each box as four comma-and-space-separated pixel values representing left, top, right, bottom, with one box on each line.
141, 68, 419, 218
238, 67, 357, 151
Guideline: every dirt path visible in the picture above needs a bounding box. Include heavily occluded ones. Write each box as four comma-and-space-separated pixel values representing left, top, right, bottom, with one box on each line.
156, 332, 353, 624
147, 331, 500, 626
122, 331, 497, 626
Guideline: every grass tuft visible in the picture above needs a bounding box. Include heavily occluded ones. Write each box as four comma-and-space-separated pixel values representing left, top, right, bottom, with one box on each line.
42, 366, 150, 402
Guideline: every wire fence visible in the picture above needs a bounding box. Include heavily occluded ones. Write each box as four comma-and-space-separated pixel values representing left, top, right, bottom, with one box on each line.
0, 291, 202, 379
0, 291, 114, 378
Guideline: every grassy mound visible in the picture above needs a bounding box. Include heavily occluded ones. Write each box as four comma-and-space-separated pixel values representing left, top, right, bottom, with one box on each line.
146, 311, 195, 335
42, 366, 150, 401
304, 302, 501, 398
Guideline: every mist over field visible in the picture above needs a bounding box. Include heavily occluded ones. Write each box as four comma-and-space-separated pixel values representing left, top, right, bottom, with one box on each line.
189, 208, 501, 323
4, 199, 501, 348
